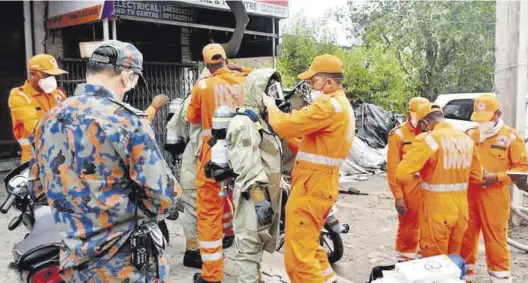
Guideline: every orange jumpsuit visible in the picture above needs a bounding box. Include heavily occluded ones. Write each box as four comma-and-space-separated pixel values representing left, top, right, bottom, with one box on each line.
8, 81, 66, 162
386, 121, 422, 261
268, 89, 355, 283
186, 67, 247, 282
460, 125, 528, 282
396, 122, 482, 257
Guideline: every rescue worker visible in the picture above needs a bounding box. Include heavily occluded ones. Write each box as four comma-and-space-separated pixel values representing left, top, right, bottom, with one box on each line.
386, 97, 429, 262
460, 95, 528, 283
8, 54, 67, 163
187, 44, 249, 283
27, 40, 180, 282
395, 102, 482, 257
262, 54, 355, 283
166, 93, 204, 268
226, 68, 284, 283
166, 64, 251, 270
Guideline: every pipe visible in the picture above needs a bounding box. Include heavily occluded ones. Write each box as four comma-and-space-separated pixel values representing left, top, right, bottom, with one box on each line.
112, 18, 117, 39
103, 18, 110, 40
272, 18, 276, 68
23, 1, 34, 76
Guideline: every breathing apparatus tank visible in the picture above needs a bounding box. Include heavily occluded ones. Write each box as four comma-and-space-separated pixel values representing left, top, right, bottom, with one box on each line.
205, 106, 238, 195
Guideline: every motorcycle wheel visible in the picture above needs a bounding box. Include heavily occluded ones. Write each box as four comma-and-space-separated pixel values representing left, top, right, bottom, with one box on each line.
320, 224, 344, 264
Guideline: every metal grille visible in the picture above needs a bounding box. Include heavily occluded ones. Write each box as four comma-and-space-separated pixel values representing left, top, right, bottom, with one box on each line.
57, 58, 198, 156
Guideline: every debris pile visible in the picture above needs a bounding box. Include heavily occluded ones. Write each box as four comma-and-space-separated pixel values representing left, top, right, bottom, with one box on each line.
341, 103, 402, 177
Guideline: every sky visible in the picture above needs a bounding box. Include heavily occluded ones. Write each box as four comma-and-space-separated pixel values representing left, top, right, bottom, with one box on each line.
283, 0, 352, 46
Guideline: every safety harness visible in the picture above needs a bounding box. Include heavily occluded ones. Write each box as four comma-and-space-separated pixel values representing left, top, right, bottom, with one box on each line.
235, 107, 264, 140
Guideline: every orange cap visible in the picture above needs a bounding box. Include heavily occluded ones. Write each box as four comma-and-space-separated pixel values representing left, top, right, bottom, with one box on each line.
202, 43, 227, 64
28, 54, 67, 75
471, 94, 499, 122
297, 54, 343, 80
416, 102, 443, 121
408, 97, 430, 113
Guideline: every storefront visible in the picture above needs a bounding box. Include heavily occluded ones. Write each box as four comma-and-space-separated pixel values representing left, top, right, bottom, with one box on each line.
0, 0, 288, 163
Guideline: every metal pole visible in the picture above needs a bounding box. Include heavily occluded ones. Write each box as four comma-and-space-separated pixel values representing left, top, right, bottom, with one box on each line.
23, 1, 34, 76
272, 18, 276, 69
103, 18, 110, 41
112, 18, 117, 40
495, 0, 528, 225
513, 0, 528, 226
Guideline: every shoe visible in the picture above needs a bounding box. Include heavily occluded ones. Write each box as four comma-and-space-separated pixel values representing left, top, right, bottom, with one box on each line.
193, 273, 220, 283
183, 249, 203, 269
222, 235, 234, 249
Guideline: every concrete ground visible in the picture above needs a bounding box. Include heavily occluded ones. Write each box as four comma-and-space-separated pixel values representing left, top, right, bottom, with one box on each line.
0, 174, 527, 282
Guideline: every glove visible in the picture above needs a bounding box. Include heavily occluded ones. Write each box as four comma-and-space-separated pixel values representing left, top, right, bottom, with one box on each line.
249, 187, 273, 227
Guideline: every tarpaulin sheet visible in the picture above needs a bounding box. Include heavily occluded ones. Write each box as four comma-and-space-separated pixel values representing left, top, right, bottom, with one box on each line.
341, 137, 386, 175
355, 103, 401, 149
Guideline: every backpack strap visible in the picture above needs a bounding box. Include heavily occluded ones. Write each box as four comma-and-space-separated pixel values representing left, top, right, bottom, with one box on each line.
236, 108, 264, 140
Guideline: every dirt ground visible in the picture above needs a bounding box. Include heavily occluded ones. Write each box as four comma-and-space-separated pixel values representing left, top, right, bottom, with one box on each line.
333, 174, 528, 283
0, 174, 527, 282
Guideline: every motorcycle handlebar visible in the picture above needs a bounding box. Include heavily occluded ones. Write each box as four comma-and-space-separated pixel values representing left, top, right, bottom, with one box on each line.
0, 193, 16, 214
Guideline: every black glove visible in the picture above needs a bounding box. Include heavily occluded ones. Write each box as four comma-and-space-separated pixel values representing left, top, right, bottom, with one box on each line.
254, 199, 273, 227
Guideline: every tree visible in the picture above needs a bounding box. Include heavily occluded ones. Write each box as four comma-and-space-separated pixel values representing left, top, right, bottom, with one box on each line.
278, 17, 412, 112
339, 0, 495, 101
277, 17, 342, 87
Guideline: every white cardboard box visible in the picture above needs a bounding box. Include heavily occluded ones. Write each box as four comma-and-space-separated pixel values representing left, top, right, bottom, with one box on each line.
395, 255, 461, 283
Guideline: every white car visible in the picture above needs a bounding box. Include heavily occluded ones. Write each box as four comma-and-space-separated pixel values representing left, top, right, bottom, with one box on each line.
434, 93, 497, 132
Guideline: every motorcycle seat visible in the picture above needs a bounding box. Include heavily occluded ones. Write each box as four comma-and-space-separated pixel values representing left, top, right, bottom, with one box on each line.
13, 209, 62, 263
17, 245, 60, 271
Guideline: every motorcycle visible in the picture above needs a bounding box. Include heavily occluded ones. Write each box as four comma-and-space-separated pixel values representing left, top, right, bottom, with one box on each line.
1, 162, 64, 283
1, 162, 172, 283
276, 180, 350, 264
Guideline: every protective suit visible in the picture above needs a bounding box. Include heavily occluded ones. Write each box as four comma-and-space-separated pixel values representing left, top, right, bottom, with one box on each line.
460, 95, 528, 283
395, 103, 482, 257
226, 69, 284, 283
386, 97, 429, 261
165, 95, 203, 267
187, 63, 248, 282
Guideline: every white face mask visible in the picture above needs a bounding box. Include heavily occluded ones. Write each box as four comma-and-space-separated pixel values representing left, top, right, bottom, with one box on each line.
38, 76, 57, 94
478, 121, 496, 133
311, 90, 322, 100
409, 112, 418, 128
123, 72, 139, 93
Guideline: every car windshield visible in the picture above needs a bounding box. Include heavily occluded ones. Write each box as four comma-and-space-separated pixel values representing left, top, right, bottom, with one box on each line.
442, 99, 474, 121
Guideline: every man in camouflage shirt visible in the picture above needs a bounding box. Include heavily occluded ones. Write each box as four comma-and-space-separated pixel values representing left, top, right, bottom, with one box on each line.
27, 40, 180, 282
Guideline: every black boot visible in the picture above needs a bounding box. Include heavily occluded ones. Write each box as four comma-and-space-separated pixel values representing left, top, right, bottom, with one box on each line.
183, 249, 203, 269
193, 273, 220, 283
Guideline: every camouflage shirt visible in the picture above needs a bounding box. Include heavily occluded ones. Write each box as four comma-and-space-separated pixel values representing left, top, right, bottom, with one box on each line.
27, 84, 178, 272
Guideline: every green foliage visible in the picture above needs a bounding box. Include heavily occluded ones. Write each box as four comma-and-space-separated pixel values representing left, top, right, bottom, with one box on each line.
277, 18, 412, 113
277, 18, 342, 88
342, 46, 411, 112
342, 0, 495, 101
277, 1, 495, 112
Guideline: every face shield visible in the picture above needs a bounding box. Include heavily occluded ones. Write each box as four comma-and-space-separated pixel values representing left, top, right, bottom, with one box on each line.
265, 79, 290, 112
267, 80, 285, 102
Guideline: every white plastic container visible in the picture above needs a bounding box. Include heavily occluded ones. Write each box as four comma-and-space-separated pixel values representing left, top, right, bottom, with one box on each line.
395, 255, 461, 283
